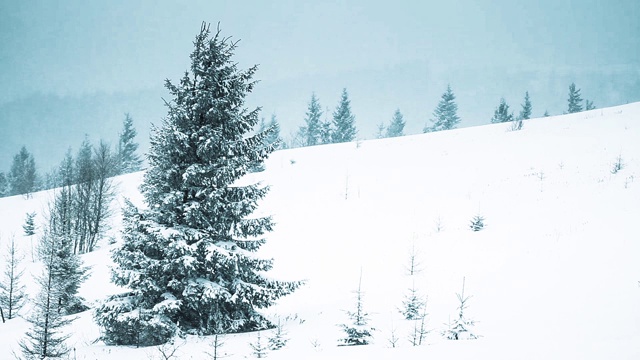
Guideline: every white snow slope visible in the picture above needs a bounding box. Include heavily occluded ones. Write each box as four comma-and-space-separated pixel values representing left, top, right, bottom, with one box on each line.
1, 103, 639, 359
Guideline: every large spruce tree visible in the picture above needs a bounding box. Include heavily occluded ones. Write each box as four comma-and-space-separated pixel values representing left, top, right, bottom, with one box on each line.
96, 23, 300, 345
9, 146, 38, 197
385, 109, 406, 138
425, 85, 460, 132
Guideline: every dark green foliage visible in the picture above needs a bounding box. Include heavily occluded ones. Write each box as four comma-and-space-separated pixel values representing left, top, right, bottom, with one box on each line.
567, 82, 583, 113
385, 109, 405, 138
331, 88, 357, 143
491, 98, 514, 123
519, 91, 532, 120
117, 113, 143, 174
9, 146, 38, 197
340, 272, 374, 346
23, 212, 37, 237
469, 215, 485, 232
442, 278, 478, 340
425, 85, 460, 132
97, 23, 301, 345
585, 99, 595, 111
400, 282, 425, 320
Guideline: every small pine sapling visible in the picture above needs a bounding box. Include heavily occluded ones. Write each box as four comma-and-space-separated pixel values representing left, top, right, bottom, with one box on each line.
387, 318, 399, 348
339, 270, 374, 346
400, 281, 425, 320
23, 212, 36, 262
611, 155, 624, 174
405, 241, 423, 276
267, 318, 288, 351
155, 338, 185, 360
408, 299, 430, 346
442, 277, 478, 340
250, 332, 269, 358
205, 333, 228, 360
469, 215, 485, 232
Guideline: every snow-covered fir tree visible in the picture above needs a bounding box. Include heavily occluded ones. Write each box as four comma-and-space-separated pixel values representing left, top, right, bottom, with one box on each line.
95, 23, 301, 346
259, 114, 284, 150
331, 88, 357, 143
0, 172, 7, 197
267, 318, 288, 351
0, 235, 26, 319
20, 231, 73, 359
469, 215, 485, 232
425, 85, 460, 132
491, 98, 514, 123
442, 278, 478, 340
340, 271, 374, 346
400, 281, 426, 320
117, 113, 143, 174
385, 109, 406, 138
519, 91, 532, 120
300, 93, 323, 146
9, 146, 38, 197
250, 332, 268, 358
567, 82, 583, 113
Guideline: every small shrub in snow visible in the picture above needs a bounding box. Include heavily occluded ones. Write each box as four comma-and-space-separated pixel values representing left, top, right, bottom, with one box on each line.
250, 331, 268, 358
611, 155, 624, 174
339, 271, 374, 346
399, 282, 425, 320
469, 215, 485, 232
442, 278, 478, 340
205, 333, 228, 360
267, 318, 288, 350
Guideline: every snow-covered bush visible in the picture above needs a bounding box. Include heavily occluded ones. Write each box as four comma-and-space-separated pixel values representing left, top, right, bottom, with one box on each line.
469, 215, 485, 231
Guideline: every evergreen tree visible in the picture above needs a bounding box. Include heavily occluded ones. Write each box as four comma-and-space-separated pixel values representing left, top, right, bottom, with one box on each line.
442, 278, 478, 340
250, 332, 268, 358
331, 88, 357, 143
318, 109, 333, 145
0, 236, 27, 319
385, 109, 406, 138
585, 99, 595, 110
425, 85, 460, 132
0, 172, 7, 197
567, 82, 583, 113
117, 113, 143, 174
9, 146, 38, 197
490, 98, 514, 123
340, 271, 374, 346
543, 110, 550, 117
267, 318, 288, 351
375, 122, 386, 139
301, 93, 323, 146
264, 114, 284, 149
400, 281, 426, 320
96, 23, 301, 345
20, 231, 73, 359
518, 91, 532, 120
23, 212, 37, 237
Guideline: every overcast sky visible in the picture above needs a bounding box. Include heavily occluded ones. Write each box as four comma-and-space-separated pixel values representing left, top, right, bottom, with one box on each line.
1, 0, 639, 170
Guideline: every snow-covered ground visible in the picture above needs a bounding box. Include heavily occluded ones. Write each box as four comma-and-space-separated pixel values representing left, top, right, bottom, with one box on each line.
1, 103, 639, 359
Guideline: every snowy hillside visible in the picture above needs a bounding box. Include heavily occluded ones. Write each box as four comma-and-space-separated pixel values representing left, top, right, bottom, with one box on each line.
1, 103, 640, 359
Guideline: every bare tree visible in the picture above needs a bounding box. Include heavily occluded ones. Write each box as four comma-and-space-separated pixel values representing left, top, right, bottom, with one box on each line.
0, 235, 26, 319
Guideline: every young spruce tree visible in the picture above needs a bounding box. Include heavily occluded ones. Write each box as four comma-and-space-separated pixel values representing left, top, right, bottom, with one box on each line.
385, 109, 406, 138
567, 82, 583, 113
96, 23, 301, 345
490, 98, 514, 124
0, 235, 27, 319
331, 88, 357, 143
519, 91, 532, 120
425, 85, 460, 132
300, 93, 323, 146
117, 113, 143, 174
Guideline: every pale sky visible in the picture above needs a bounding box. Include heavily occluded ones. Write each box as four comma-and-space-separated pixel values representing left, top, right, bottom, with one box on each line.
1, 0, 639, 170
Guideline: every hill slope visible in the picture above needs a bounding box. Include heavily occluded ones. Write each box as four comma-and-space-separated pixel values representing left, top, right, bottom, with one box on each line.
1, 103, 639, 359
